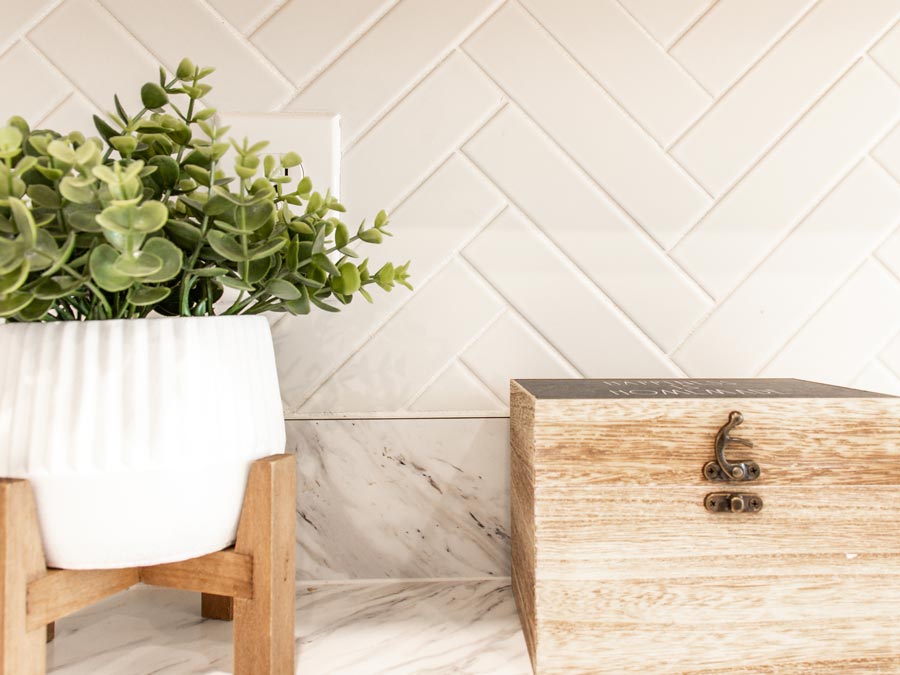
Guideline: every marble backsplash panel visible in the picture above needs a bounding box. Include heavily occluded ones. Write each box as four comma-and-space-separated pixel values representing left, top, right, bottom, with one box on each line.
288, 418, 509, 580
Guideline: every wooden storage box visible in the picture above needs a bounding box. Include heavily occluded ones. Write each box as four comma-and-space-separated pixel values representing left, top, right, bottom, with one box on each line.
510, 378, 900, 675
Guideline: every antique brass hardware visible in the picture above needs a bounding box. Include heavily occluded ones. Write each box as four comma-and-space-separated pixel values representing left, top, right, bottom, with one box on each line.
705, 492, 763, 513
702, 410, 761, 482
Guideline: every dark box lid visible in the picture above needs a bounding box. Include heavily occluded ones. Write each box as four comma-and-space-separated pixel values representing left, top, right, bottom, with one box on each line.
513, 378, 893, 400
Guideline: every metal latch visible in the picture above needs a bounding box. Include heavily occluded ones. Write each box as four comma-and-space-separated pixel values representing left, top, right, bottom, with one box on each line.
702, 411, 761, 482
705, 493, 763, 513
704, 411, 763, 513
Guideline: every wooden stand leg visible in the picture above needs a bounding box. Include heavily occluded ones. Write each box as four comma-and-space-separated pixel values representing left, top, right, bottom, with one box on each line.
233, 455, 296, 675
45, 623, 54, 644
201, 593, 233, 621
0, 479, 47, 675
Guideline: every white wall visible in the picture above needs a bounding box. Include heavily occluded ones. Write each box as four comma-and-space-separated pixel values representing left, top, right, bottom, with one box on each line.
2, 0, 900, 579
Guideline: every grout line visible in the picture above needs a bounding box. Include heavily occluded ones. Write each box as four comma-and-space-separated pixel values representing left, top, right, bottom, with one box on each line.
457, 47, 697, 256
399, 304, 509, 412
667, 57, 869, 252
2, 0, 67, 53
877, 355, 900, 382
34, 90, 76, 128
285, 412, 510, 421
868, 48, 900, 91
662, 0, 823, 157
286, 107, 509, 415
243, 0, 293, 37
609, 0, 716, 98
754, 251, 899, 377
460, 145, 715, 348
342, 0, 508, 153
277, 0, 402, 106
514, 0, 715, 191
191, 0, 297, 100
460, 201, 685, 376
298, 576, 512, 586
665, 0, 719, 52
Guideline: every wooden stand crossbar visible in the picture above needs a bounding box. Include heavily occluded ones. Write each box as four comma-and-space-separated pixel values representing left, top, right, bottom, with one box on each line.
0, 454, 296, 675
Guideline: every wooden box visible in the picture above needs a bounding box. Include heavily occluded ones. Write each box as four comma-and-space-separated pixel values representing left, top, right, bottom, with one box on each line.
510, 378, 900, 675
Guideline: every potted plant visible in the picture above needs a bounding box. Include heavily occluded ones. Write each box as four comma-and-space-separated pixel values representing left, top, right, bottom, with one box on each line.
0, 58, 410, 569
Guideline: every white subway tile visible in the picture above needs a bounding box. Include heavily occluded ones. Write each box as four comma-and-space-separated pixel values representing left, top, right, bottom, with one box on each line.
100, 0, 293, 111
761, 262, 900, 383
36, 92, 97, 135
29, 0, 158, 112
275, 155, 504, 415
852, 360, 900, 397
339, 52, 502, 225
876, 224, 900, 279
871, 21, 900, 85
0, 0, 54, 51
671, 0, 816, 96
463, 208, 680, 377
672, 60, 900, 298
461, 310, 580, 404
464, 2, 710, 248
676, 159, 900, 376
408, 361, 505, 412
672, 0, 900, 195
618, 0, 713, 48
288, 0, 501, 143
0, 41, 69, 123
521, 0, 710, 145
253, 0, 393, 88
464, 106, 711, 352
207, 0, 283, 35
300, 260, 503, 413
872, 123, 900, 182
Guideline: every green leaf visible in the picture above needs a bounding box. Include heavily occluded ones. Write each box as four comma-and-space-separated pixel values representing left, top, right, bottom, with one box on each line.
240, 199, 275, 231
335, 222, 349, 249
93, 115, 119, 142
266, 278, 301, 300
109, 135, 138, 156
140, 82, 169, 109
148, 155, 179, 190
16, 296, 51, 321
330, 262, 361, 295
310, 294, 340, 313
89, 244, 132, 292
188, 266, 228, 277
33, 276, 82, 300
127, 285, 170, 306
9, 198, 37, 247
0, 237, 22, 271
27, 229, 59, 272
283, 285, 310, 315
27, 184, 61, 209
248, 237, 286, 261
65, 205, 102, 232
47, 139, 75, 165
0, 259, 29, 294
0, 126, 23, 159
374, 209, 388, 228
176, 57, 196, 80
219, 275, 254, 291
207, 230, 248, 262
359, 228, 383, 244
280, 151, 301, 168
141, 237, 182, 282
311, 252, 339, 276
96, 201, 168, 234
112, 251, 163, 278
59, 176, 96, 205
0, 291, 31, 318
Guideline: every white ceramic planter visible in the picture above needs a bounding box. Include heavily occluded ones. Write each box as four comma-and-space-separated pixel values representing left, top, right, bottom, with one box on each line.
0, 316, 286, 569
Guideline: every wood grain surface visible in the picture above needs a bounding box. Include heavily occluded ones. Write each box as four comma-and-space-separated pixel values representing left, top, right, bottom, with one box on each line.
510, 380, 900, 675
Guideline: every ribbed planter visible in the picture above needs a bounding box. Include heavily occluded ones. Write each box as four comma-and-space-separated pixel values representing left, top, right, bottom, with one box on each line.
0, 316, 286, 569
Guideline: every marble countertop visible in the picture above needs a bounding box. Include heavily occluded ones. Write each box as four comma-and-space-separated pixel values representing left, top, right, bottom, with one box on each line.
47, 578, 533, 674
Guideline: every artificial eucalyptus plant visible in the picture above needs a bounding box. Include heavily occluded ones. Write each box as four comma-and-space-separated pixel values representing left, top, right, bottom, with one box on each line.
0, 58, 411, 321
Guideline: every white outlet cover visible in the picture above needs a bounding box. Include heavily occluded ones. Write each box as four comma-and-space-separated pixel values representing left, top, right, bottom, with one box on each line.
218, 112, 341, 197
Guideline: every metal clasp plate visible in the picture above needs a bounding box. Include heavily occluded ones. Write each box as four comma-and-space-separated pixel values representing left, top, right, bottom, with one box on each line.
705, 493, 763, 513
702, 411, 761, 482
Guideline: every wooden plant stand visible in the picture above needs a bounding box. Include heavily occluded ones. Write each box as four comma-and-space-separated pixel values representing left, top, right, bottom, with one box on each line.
0, 454, 296, 675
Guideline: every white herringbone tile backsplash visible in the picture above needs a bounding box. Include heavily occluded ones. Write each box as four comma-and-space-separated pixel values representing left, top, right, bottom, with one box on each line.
3, 0, 900, 418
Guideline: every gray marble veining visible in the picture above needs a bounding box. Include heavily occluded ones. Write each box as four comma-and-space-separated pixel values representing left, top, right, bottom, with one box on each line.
47, 579, 532, 675
289, 418, 510, 580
